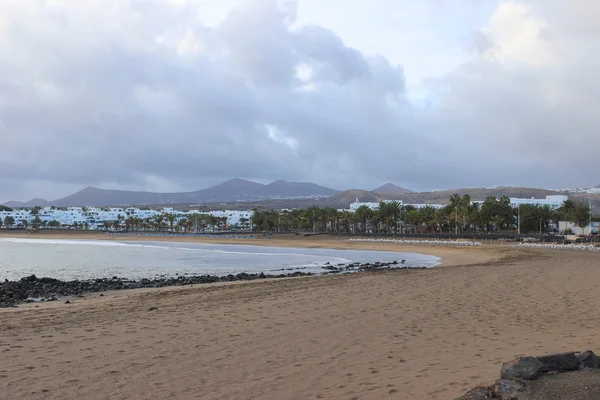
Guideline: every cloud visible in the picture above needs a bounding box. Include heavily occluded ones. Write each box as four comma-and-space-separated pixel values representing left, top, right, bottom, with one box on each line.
0, 0, 599, 202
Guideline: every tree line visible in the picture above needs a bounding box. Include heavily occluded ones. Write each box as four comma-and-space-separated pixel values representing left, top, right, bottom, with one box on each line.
0, 195, 593, 234
251, 195, 594, 234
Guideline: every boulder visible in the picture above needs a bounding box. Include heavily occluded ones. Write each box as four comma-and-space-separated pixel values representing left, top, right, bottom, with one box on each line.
501, 357, 543, 380
456, 386, 493, 400
492, 379, 524, 399
578, 351, 599, 369
536, 352, 579, 372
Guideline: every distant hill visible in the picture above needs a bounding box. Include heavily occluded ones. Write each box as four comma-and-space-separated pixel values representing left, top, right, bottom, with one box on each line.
263, 180, 337, 198
372, 183, 412, 194
3, 198, 51, 208
327, 190, 398, 208
8, 182, 600, 212
4, 179, 339, 207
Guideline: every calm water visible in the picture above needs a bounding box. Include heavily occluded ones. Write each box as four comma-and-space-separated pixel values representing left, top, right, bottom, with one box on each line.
0, 238, 440, 281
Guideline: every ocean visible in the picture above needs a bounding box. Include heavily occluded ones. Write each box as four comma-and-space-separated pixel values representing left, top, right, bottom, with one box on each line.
0, 238, 440, 281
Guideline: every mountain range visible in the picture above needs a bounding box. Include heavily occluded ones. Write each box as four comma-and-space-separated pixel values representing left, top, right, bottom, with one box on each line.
2, 179, 340, 207
8, 180, 597, 211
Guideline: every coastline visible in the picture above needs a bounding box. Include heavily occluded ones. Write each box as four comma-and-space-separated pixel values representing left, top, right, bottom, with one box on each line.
0, 231, 465, 307
2, 231, 577, 399
0, 229, 502, 267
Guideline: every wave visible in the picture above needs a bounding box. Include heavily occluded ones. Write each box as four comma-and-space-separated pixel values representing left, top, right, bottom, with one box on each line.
0, 238, 352, 263
0, 238, 132, 247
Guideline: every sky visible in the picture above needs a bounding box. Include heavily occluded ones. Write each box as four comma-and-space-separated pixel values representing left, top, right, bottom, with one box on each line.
1, 0, 599, 202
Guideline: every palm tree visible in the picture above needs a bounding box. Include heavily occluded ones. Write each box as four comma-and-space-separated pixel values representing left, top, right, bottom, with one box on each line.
558, 199, 576, 221
418, 206, 438, 232
177, 218, 188, 232
4, 216, 15, 228
539, 205, 556, 234
354, 205, 373, 233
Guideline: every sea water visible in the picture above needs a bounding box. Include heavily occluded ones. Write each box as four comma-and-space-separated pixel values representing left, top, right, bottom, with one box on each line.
0, 238, 440, 281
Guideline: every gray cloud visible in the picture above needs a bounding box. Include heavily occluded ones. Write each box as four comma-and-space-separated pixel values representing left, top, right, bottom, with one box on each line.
0, 0, 599, 202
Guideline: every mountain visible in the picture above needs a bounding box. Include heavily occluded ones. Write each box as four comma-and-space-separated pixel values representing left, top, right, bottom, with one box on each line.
3, 198, 51, 208
327, 190, 387, 208
52, 187, 169, 207
263, 180, 338, 198
5, 179, 339, 207
372, 183, 412, 194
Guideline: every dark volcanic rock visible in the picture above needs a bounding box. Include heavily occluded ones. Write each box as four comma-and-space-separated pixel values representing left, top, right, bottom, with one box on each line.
1, 257, 426, 308
578, 351, 599, 369
501, 357, 544, 380
536, 352, 579, 373
492, 379, 524, 398
0, 271, 315, 307
456, 386, 493, 400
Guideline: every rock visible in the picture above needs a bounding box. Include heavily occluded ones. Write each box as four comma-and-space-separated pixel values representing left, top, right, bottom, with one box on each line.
492, 379, 524, 398
22, 275, 38, 282
64, 300, 71, 304
578, 351, 599, 369
536, 352, 579, 372
456, 386, 493, 400
148, 307, 158, 311
501, 357, 543, 380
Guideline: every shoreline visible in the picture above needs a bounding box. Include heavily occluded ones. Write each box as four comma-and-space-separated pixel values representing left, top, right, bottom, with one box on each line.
4, 238, 595, 399
0, 232, 450, 307
0, 259, 428, 308
0, 229, 504, 267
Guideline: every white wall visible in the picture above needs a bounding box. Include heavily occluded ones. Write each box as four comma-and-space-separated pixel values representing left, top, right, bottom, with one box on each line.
558, 221, 599, 235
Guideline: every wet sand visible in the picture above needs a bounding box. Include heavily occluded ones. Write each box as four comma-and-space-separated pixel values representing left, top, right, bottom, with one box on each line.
2, 233, 600, 399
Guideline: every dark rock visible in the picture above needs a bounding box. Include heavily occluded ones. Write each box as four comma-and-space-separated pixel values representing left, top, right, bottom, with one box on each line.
64, 300, 71, 304
578, 351, 599, 369
456, 386, 493, 400
148, 307, 158, 311
1, 260, 390, 308
492, 379, 524, 398
22, 275, 38, 282
501, 357, 543, 380
536, 352, 579, 373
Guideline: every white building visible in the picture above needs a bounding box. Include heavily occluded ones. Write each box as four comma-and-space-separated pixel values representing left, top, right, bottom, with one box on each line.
349, 199, 446, 212
509, 195, 568, 208
0, 209, 32, 226
0, 206, 253, 230
349, 199, 403, 211
558, 221, 600, 236
408, 204, 445, 210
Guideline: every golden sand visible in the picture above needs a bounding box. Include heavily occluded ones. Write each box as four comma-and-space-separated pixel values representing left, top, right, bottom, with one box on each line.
1, 232, 599, 399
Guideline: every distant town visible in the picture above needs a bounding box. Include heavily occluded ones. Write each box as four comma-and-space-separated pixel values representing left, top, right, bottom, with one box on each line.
0, 194, 597, 236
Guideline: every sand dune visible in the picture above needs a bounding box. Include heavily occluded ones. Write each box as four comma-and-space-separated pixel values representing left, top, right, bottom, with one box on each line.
2, 237, 600, 399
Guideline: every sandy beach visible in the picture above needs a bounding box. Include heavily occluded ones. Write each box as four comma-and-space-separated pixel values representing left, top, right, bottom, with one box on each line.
2, 232, 600, 399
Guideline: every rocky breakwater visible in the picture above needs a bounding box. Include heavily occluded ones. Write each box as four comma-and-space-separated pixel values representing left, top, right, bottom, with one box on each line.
458, 351, 600, 399
319, 259, 428, 274
0, 259, 425, 308
0, 272, 309, 308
